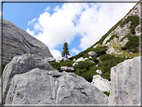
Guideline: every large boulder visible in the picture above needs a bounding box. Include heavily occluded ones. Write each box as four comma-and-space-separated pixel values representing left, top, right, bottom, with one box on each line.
2, 54, 108, 105
2, 54, 55, 104
91, 75, 111, 92
88, 51, 97, 58
1, 19, 53, 64
109, 56, 140, 105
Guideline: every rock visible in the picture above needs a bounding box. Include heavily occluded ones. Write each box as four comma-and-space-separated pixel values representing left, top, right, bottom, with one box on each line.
3, 54, 108, 104
73, 59, 76, 61
61, 66, 74, 72
96, 70, 102, 74
89, 56, 92, 59
109, 56, 140, 104
44, 57, 56, 62
56, 57, 63, 63
88, 51, 97, 58
2, 54, 55, 104
1, 20, 53, 64
72, 57, 88, 66
91, 75, 111, 92
72, 62, 78, 66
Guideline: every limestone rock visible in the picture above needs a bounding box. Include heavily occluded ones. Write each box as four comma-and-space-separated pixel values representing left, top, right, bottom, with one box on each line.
72, 57, 88, 66
88, 51, 97, 58
1, 20, 53, 64
3, 54, 108, 105
56, 57, 63, 63
2, 54, 55, 104
91, 75, 111, 92
44, 57, 56, 62
64, 58, 70, 61
61, 66, 74, 72
109, 56, 140, 105
96, 70, 102, 74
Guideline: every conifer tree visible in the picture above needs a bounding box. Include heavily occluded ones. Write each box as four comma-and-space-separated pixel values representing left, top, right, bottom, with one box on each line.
62, 42, 70, 58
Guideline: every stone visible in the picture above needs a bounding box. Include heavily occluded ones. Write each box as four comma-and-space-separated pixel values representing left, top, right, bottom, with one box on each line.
96, 70, 102, 74
61, 66, 74, 72
3, 54, 108, 105
109, 56, 140, 105
91, 75, 111, 92
73, 59, 76, 61
1, 19, 53, 64
2, 54, 55, 104
56, 57, 63, 63
44, 57, 56, 62
88, 51, 97, 58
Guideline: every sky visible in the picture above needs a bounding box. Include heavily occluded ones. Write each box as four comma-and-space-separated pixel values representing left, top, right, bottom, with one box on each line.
2, 0, 138, 58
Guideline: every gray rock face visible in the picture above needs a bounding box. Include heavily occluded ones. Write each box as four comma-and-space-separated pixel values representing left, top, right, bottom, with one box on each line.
2, 54, 54, 104
61, 66, 74, 72
3, 54, 108, 105
5, 69, 108, 105
2, 54, 108, 105
88, 51, 97, 58
44, 57, 56, 62
109, 56, 140, 105
1, 19, 53, 64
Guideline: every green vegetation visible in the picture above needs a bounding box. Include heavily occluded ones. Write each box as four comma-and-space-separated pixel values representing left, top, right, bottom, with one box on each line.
49, 62, 62, 72
106, 34, 119, 44
120, 15, 139, 34
0, 63, 7, 75
60, 60, 74, 67
103, 91, 110, 96
97, 54, 125, 81
122, 35, 139, 53
89, 57, 99, 64
62, 42, 70, 58
94, 46, 108, 57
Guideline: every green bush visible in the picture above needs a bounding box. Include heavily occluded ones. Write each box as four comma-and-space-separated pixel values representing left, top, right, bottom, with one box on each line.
60, 60, 74, 67
103, 91, 110, 96
98, 56, 125, 81
0, 63, 7, 75
99, 54, 115, 62
49, 62, 61, 72
89, 58, 99, 64
74, 61, 94, 70
122, 36, 139, 53
94, 46, 107, 57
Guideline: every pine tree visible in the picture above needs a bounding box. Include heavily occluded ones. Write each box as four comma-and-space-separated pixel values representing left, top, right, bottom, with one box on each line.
62, 42, 70, 58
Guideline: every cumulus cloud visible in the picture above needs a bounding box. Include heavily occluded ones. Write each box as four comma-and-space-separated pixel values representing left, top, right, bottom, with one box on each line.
27, 3, 136, 57
45, 6, 50, 12
71, 48, 80, 54
50, 49, 61, 58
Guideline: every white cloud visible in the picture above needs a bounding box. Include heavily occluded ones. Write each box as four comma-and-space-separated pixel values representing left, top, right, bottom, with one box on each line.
71, 48, 80, 54
45, 6, 50, 12
27, 3, 136, 57
50, 50, 61, 58
28, 18, 36, 25
26, 28, 35, 36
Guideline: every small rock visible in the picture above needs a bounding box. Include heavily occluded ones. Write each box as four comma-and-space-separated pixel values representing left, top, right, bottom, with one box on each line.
56, 57, 63, 63
96, 70, 102, 74
44, 57, 56, 62
88, 51, 97, 58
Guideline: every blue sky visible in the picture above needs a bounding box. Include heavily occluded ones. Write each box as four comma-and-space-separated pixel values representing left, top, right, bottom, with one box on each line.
2, 1, 137, 58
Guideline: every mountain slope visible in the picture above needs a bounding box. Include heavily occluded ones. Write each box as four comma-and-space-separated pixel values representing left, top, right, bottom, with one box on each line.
0, 20, 53, 64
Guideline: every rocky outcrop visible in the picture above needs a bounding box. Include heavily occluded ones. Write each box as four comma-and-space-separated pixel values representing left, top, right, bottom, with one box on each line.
72, 57, 88, 66
91, 75, 111, 92
2, 54, 108, 105
56, 57, 63, 63
88, 51, 97, 58
61, 66, 74, 72
1, 20, 53, 64
109, 56, 140, 105
44, 57, 56, 62
2, 54, 54, 104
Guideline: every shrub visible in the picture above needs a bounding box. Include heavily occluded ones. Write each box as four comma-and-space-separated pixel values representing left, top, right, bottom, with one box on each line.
89, 58, 99, 64
94, 46, 107, 57
60, 60, 74, 67
49, 62, 61, 72
0, 63, 7, 75
99, 54, 115, 62
74, 61, 94, 70
122, 36, 139, 53
103, 91, 110, 96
